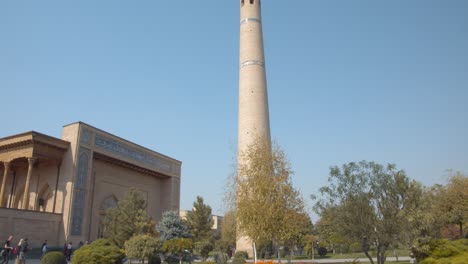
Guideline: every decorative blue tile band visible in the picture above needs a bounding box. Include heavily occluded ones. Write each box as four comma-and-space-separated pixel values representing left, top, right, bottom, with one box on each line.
94, 135, 180, 175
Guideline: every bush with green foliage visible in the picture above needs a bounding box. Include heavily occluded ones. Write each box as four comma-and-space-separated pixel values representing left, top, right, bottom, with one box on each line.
41, 251, 67, 264
233, 251, 248, 259
72, 239, 125, 264
214, 240, 230, 253
231, 257, 246, 264
317, 247, 327, 257
163, 238, 194, 264
195, 241, 213, 261
214, 252, 229, 264
412, 239, 468, 264
231, 251, 248, 264
125, 234, 161, 263
148, 254, 162, 264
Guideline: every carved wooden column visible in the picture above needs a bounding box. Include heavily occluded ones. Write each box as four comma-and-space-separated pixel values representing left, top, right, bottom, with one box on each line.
0, 162, 10, 207
22, 158, 36, 210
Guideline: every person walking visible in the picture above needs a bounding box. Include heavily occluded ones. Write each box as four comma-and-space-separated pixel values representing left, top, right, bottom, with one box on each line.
0, 236, 14, 264
40, 240, 47, 260
65, 242, 73, 262
18, 238, 29, 264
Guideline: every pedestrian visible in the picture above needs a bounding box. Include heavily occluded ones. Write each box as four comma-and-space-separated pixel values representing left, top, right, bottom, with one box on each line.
40, 240, 47, 260
15, 239, 23, 261
18, 238, 29, 264
0, 235, 14, 264
65, 242, 73, 261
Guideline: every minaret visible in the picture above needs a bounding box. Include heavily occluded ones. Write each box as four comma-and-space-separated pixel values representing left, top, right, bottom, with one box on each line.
238, 0, 271, 152
237, 0, 271, 255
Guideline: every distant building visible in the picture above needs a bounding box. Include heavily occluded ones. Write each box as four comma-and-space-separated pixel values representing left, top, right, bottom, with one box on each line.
179, 210, 223, 231
0, 122, 181, 247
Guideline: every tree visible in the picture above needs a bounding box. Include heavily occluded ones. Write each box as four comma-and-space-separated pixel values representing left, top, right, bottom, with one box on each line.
315, 208, 346, 254
195, 240, 214, 262
233, 136, 306, 262
125, 234, 162, 264
279, 210, 313, 263
303, 234, 319, 259
157, 210, 191, 242
219, 210, 237, 252
103, 188, 155, 247
185, 196, 214, 242
163, 238, 194, 264
437, 172, 468, 238
314, 161, 424, 264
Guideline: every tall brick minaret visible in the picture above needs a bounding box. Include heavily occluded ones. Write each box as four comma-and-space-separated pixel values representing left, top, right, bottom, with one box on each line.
237, 0, 271, 256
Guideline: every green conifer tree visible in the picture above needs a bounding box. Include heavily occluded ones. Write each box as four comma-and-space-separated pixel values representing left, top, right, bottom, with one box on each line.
185, 196, 214, 242
103, 188, 155, 247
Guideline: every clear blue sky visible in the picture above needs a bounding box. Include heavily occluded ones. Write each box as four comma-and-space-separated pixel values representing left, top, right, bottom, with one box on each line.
1, 1, 467, 218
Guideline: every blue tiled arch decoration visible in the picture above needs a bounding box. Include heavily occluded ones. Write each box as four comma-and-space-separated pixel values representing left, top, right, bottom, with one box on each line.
70, 147, 91, 236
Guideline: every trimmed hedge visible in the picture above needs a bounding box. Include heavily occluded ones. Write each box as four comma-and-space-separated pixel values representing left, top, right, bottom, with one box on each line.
231, 257, 246, 264
234, 251, 248, 259
41, 251, 67, 264
412, 239, 468, 264
72, 239, 125, 264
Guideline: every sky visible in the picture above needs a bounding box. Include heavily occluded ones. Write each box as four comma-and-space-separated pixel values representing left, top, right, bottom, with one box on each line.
1, 1, 467, 219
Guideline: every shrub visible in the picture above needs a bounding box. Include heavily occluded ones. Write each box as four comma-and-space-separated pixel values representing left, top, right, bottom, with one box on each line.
232, 257, 246, 264
413, 239, 468, 264
41, 251, 67, 264
125, 234, 161, 263
234, 251, 248, 259
349, 242, 361, 253
195, 241, 214, 261
431, 242, 460, 259
149, 254, 161, 264
72, 239, 125, 264
214, 252, 228, 264
214, 240, 230, 253
317, 247, 327, 257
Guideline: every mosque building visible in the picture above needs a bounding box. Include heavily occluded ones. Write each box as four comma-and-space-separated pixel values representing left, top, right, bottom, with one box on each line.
0, 122, 181, 246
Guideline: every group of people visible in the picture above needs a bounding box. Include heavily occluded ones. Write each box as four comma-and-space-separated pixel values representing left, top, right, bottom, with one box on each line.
1, 235, 42, 264
1, 236, 89, 263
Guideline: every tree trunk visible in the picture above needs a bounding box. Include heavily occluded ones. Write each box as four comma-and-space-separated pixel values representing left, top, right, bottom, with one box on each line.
376, 247, 386, 264
179, 254, 182, 264
277, 246, 281, 263
364, 250, 374, 264
253, 241, 258, 264
288, 249, 292, 264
